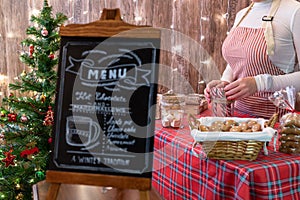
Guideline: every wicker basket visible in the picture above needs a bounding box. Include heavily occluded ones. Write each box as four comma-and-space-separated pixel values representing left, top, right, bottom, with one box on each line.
193, 140, 264, 161
189, 114, 277, 161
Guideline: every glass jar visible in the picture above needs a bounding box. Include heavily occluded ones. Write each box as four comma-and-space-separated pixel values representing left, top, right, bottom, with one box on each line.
161, 93, 185, 128
211, 87, 234, 117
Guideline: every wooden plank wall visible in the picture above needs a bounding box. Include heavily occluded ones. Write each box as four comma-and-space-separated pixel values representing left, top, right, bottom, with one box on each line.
0, 0, 252, 98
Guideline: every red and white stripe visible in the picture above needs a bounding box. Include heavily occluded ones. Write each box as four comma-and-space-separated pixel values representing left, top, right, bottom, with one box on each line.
222, 27, 286, 118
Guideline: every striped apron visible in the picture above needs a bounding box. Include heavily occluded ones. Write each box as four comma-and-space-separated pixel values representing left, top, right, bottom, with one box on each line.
222, 27, 285, 119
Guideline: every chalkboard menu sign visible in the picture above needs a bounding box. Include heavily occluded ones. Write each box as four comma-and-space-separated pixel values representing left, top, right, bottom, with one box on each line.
49, 14, 160, 179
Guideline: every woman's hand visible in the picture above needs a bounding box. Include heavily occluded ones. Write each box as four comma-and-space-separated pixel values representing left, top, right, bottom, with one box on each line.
204, 80, 229, 103
224, 77, 257, 100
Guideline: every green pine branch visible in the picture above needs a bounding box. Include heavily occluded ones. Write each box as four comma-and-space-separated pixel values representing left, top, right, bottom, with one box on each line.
0, 2, 67, 199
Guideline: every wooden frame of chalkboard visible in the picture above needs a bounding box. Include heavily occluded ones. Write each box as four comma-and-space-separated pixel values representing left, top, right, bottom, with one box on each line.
46, 8, 161, 199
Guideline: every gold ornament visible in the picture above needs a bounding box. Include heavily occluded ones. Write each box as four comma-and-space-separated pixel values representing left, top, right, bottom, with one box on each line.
15, 183, 21, 190
40, 94, 46, 103
21, 70, 27, 77
16, 193, 24, 200
26, 141, 37, 148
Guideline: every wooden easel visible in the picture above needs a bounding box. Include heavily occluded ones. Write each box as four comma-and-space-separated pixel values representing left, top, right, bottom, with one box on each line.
58, 8, 160, 38
45, 8, 160, 200
45, 170, 152, 200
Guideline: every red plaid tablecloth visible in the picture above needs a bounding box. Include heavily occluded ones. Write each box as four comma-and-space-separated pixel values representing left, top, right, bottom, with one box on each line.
152, 113, 300, 200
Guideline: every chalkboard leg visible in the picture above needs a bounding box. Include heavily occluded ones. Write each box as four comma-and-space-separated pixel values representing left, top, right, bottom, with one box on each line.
139, 190, 150, 200
46, 183, 61, 200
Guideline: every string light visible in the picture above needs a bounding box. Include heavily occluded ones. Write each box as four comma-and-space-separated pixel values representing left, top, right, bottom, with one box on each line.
199, 0, 204, 43
133, 0, 140, 24
0, 74, 7, 82
201, 59, 211, 65
170, 0, 177, 91
225, 0, 231, 31
172, 45, 182, 53
7, 32, 16, 38
134, 16, 142, 22
0, 74, 7, 97
201, 16, 209, 21
29, 9, 40, 17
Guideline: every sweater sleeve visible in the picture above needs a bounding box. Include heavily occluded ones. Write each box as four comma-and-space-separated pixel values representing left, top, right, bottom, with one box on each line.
255, 71, 300, 92
255, 7, 300, 93
291, 7, 300, 71
221, 64, 234, 82
272, 72, 300, 91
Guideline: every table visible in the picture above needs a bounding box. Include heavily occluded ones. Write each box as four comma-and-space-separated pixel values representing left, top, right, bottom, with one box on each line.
151, 110, 300, 200
33, 181, 163, 200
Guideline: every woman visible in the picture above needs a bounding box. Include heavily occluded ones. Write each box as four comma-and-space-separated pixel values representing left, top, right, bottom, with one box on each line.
205, 0, 300, 118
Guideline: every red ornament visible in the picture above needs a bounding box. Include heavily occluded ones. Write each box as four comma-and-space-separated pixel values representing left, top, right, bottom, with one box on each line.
48, 137, 53, 144
29, 45, 34, 57
43, 106, 54, 126
48, 53, 54, 60
41, 28, 48, 37
2, 149, 16, 167
20, 147, 39, 158
7, 113, 17, 122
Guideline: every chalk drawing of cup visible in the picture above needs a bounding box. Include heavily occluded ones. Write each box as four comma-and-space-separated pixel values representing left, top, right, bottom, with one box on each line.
66, 116, 100, 150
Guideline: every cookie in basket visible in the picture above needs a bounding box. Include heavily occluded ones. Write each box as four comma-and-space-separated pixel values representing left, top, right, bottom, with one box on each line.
189, 115, 275, 161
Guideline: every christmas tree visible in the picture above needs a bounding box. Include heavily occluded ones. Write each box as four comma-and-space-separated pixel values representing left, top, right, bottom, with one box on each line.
0, 1, 67, 199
